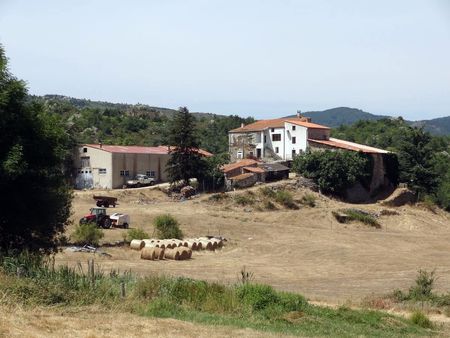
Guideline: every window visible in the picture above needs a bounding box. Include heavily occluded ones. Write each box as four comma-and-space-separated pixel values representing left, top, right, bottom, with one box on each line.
292, 136, 296, 144
249, 151, 254, 157
272, 134, 281, 141
81, 156, 90, 167
237, 151, 243, 159
120, 170, 130, 177
83, 147, 87, 153
99, 168, 107, 175
264, 135, 267, 143
292, 149, 296, 157
271, 128, 274, 132
275, 147, 279, 154
146, 171, 156, 177
292, 126, 296, 131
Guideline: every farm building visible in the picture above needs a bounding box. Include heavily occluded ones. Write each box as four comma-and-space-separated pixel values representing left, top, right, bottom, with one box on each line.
73, 144, 212, 189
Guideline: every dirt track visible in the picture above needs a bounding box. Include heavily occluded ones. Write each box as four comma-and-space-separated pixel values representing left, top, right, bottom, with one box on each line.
57, 183, 450, 303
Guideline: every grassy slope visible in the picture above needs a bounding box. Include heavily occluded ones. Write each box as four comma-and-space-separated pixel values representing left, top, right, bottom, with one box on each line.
0, 256, 433, 337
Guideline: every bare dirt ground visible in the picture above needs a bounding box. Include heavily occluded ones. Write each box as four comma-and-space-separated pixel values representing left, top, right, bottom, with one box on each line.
0, 305, 288, 338
57, 181, 450, 304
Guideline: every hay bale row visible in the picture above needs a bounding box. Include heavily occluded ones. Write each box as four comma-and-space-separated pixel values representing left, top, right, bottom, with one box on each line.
139, 237, 224, 253
141, 247, 165, 260
164, 247, 192, 260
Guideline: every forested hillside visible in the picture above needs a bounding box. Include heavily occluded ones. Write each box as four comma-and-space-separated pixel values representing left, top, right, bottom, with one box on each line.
30, 95, 254, 154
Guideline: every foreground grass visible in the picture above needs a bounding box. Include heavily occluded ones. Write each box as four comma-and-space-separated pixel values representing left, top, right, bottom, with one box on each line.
0, 253, 434, 337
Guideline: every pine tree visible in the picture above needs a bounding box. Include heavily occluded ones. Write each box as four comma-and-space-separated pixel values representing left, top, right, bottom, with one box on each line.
165, 107, 205, 185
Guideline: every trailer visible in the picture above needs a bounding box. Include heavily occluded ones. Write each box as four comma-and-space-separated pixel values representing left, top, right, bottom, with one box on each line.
93, 195, 117, 208
109, 213, 130, 228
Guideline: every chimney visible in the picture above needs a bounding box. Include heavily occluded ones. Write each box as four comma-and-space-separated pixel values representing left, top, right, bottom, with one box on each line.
241, 123, 245, 128
296, 110, 302, 118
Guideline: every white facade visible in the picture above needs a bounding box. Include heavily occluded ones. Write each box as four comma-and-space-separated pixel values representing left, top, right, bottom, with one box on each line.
284, 122, 308, 160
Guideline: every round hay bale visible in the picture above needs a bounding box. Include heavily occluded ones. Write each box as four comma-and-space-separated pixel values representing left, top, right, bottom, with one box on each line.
210, 239, 223, 248
199, 240, 213, 251
196, 242, 203, 250
164, 248, 180, 260
176, 247, 192, 260
186, 241, 198, 250
130, 239, 145, 250
153, 247, 165, 260
141, 247, 157, 260
210, 241, 218, 250
155, 243, 166, 249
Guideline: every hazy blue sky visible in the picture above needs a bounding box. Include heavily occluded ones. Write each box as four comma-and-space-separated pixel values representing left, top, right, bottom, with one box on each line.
1, 0, 449, 119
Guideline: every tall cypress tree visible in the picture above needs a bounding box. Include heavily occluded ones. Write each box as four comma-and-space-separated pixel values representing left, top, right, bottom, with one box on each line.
165, 107, 205, 185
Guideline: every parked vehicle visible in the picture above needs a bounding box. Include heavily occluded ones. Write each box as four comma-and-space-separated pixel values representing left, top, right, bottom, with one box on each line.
79, 207, 112, 229
126, 174, 155, 188
93, 195, 117, 207
109, 213, 130, 228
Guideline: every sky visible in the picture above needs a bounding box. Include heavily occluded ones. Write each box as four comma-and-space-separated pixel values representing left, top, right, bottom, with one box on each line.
0, 0, 449, 120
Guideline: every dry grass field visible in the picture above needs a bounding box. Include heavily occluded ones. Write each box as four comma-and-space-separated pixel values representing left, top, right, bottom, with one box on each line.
57, 181, 450, 304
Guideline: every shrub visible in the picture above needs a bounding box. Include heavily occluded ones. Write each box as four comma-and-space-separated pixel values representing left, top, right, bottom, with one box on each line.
342, 209, 380, 228
300, 193, 316, 207
275, 190, 298, 209
208, 193, 229, 202
234, 194, 254, 206
263, 200, 277, 210
154, 214, 183, 239
292, 150, 372, 194
410, 311, 433, 329
71, 223, 104, 246
127, 228, 149, 242
259, 186, 276, 199
409, 269, 436, 300
236, 283, 279, 311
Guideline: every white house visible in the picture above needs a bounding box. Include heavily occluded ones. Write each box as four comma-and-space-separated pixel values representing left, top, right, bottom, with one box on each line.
228, 114, 331, 162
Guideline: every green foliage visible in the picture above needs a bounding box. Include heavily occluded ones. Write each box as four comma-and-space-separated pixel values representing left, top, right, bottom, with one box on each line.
410, 311, 433, 329
71, 223, 104, 246
0, 46, 73, 253
234, 193, 255, 206
165, 107, 206, 185
275, 190, 298, 209
259, 186, 276, 199
126, 228, 149, 242
300, 193, 316, 207
236, 283, 280, 311
198, 153, 228, 191
293, 150, 371, 194
154, 214, 183, 239
409, 269, 436, 300
341, 209, 380, 228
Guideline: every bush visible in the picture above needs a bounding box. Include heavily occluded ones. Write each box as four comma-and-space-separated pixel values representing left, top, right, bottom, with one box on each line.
300, 193, 316, 207
208, 193, 229, 202
71, 223, 104, 246
343, 209, 380, 228
234, 194, 254, 206
236, 283, 280, 311
410, 311, 433, 329
259, 186, 276, 199
127, 228, 149, 242
275, 190, 298, 209
154, 214, 183, 239
409, 269, 436, 300
263, 200, 277, 210
292, 150, 372, 194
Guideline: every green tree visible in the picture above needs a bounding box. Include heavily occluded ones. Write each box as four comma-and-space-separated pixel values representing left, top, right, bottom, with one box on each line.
0, 46, 72, 253
165, 107, 205, 185
292, 150, 371, 194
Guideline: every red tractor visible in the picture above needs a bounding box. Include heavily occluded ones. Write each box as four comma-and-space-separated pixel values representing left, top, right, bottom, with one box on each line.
79, 207, 112, 229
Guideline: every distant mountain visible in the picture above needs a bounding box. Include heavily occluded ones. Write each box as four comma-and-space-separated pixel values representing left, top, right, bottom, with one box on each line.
287, 107, 450, 135
411, 116, 450, 136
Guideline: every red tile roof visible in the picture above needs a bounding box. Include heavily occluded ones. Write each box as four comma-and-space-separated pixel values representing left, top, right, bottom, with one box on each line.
84, 144, 213, 157
230, 173, 255, 181
284, 119, 330, 130
229, 118, 286, 132
243, 166, 265, 173
307, 138, 389, 154
229, 117, 329, 133
221, 159, 258, 173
